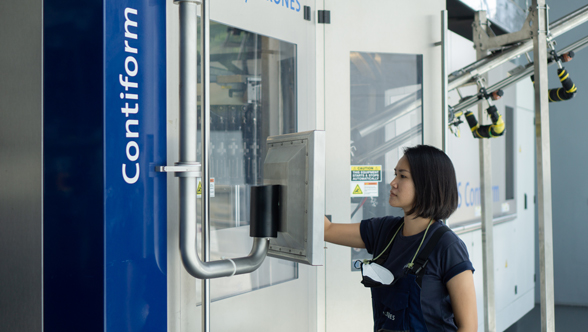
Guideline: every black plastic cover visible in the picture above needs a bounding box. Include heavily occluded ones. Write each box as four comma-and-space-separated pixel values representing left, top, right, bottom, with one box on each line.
249, 185, 281, 238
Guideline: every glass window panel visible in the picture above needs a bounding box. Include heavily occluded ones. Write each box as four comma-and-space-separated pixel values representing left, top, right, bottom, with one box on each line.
194, 21, 298, 303
348, 52, 423, 271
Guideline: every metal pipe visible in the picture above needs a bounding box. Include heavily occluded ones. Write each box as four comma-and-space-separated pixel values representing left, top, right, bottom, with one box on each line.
180, 199, 269, 278
351, 90, 421, 139
474, 11, 496, 332
448, 4, 588, 91
176, 0, 269, 281
549, 3, 588, 37
556, 32, 588, 55
179, 1, 198, 163
353, 125, 422, 163
452, 33, 588, 113
200, 0, 211, 329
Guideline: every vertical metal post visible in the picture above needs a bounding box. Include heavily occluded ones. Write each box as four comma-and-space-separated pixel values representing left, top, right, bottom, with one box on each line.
474, 11, 496, 332
178, 0, 209, 329
441, 10, 448, 152
532, 1, 555, 331
179, 3, 198, 168
178, 3, 199, 312
201, 0, 211, 330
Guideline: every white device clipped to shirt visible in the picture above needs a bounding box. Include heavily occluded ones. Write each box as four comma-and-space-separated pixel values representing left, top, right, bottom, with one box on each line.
362, 262, 395, 285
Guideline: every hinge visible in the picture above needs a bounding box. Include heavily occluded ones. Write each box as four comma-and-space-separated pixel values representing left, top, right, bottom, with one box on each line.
318, 10, 330, 24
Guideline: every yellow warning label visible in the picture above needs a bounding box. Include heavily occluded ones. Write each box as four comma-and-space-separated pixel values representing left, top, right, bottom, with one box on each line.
352, 185, 363, 195
196, 178, 215, 197
351, 166, 381, 171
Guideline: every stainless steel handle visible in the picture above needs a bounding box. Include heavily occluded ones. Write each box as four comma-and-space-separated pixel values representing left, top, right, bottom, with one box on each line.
174, 0, 268, 281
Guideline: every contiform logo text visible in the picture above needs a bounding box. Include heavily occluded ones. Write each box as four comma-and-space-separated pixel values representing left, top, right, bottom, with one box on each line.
121, 8, 140, 184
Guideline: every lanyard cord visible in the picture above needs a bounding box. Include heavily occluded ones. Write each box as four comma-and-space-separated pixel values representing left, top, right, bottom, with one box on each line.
367, 222, 404, 264
405, 219, 434, 269
365, 219, 434, 266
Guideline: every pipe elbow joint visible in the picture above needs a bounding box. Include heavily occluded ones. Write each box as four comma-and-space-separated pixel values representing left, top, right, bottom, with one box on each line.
181, 235, 269, 279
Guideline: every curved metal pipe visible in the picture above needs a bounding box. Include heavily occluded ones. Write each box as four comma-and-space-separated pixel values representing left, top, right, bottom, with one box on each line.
179, 177, 268, 278
177, 1, 269, 281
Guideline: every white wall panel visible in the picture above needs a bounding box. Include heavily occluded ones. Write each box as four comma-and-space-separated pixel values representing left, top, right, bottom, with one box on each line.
322, 1, 445, 331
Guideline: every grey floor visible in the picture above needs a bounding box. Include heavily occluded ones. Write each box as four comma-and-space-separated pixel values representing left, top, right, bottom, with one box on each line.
504, 304, 588, 332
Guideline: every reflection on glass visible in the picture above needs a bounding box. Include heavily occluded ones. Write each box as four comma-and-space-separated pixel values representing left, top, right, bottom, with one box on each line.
349, 52, 423, 271
194, 22, 298, 302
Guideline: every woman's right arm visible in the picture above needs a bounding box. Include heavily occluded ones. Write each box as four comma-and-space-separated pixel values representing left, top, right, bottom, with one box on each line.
324, 216, 366, 248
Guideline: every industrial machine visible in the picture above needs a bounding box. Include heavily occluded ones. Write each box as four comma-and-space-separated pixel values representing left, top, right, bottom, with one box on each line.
3, 1, 588, 332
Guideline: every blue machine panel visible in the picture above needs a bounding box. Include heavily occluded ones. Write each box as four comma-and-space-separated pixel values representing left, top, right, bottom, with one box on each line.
43, 0, 105, 330
104, 1, 167, 331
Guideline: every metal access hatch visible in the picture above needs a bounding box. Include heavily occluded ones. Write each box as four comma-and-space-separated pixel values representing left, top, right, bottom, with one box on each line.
263, 130, 325, 265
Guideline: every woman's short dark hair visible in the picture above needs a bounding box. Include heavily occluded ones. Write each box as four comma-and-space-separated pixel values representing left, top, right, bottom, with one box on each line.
403, 145, 458, 220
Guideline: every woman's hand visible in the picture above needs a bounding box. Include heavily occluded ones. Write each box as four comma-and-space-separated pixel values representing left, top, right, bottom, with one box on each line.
324, 216, 365, 248
447, 270, 478, 332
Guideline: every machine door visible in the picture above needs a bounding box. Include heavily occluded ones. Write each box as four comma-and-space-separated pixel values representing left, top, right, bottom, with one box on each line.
320, 1, 445, 331
166, 1, 318, 331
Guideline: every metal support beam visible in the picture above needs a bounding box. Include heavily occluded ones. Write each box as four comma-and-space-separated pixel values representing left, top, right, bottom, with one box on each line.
450, 33, 588, 115
449, 4, 588, 91
200, 0, 211, 329
441, 10, 448, 152
474, 11, 496, 332
532, 1, 555, 331
474, 9, 535, 52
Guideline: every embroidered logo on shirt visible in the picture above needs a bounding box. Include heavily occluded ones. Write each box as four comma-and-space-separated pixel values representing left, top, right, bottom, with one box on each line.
383, 311, 396, 321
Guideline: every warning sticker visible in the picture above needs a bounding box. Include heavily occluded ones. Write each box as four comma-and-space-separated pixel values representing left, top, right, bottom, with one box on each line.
197, 178, 215, 198
350, 182, 379, 197
351, 165, 382, 182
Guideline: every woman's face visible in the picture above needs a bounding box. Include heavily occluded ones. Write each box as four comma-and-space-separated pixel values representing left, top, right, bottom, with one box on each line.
389, 155, 416, 213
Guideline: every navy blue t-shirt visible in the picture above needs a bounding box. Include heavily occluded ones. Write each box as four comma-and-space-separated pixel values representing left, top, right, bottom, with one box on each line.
360, 216, 474, 332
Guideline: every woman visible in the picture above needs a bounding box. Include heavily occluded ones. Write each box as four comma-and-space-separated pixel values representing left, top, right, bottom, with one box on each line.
324, 145, 477, 332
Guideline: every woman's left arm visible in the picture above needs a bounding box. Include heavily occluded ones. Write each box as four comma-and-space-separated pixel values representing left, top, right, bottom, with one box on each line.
446, 270, 478, 332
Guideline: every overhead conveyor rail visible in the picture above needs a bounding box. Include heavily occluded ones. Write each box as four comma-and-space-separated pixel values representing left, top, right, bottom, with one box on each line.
451, 34, 588, 114
448, 4, 588, 92
447, 4, 588, 139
